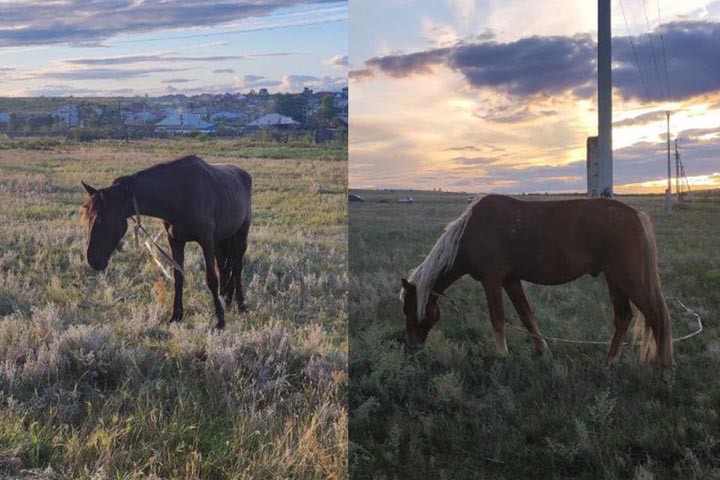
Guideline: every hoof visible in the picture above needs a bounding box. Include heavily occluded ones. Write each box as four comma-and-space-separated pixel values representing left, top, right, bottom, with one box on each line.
532, 348, 551, 362
170, 310, 183, 323
605, 355, 621, 368
238, 302, 248, 313
495, 348, 511, 360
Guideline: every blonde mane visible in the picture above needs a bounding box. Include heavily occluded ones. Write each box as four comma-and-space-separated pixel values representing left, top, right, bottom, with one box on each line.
400, 198, 479, 321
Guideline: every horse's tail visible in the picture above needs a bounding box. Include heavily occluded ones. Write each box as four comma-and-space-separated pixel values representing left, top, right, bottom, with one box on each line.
631, 212, 673, 367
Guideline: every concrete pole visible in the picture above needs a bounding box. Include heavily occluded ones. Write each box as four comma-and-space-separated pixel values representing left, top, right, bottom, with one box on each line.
598, 0, 613, 197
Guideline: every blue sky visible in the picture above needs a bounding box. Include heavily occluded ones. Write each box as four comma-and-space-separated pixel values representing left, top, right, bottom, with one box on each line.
0, 1, 348, 96
350, 0, 720, 193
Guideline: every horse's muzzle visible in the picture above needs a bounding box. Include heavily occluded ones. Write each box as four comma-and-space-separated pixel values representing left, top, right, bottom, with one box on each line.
406, 331, 425, 349
87, 253, 108, 271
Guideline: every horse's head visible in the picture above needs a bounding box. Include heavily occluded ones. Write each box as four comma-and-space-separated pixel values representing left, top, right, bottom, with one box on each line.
80, 180, 131, 271
401, 278, 441, 347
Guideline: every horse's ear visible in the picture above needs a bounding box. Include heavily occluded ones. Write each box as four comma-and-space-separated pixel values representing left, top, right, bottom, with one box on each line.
82, 181, 97, 195
401, 278, 415, 293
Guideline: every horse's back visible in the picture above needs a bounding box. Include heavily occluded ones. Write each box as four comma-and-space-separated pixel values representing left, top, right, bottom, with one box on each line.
167, 156, 252, 237
464, 195, 645, 283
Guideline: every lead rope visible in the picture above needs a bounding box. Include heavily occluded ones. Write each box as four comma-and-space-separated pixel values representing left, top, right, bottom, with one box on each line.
131, 196, 185, 276
432, 291, 703, 346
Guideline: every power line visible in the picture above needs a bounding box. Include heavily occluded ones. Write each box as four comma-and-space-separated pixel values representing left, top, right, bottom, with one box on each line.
655, 0, 672, 102
641, 0, 665, 100
619, 0, 651, 103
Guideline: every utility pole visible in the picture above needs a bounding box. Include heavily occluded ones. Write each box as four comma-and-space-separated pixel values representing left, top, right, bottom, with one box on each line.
675, 138, 681, 201
666, 111, 672, 213
597, 0, 613, 197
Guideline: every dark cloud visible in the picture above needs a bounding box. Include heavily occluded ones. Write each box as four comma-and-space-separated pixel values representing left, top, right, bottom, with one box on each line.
613, 21, 720, 101
366, 48, 450, 77
213, 68, 235, 74
349, 68, 374, 81
362, 21, 720, 102
0, 0, 340, 48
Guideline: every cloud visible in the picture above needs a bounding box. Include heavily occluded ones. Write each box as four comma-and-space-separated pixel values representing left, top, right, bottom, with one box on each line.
213, 68, 235, 74
324, 54, 349, 68
199, 41, 230, 48
23, 67, 185, 81
452, 156, 500, 166
234, 74, 281, 89
62, 52, 294, 66
349, 68, 374, 82
473, 105, 557, 124
0, 1, 342, 48
361, 21, 720, 102
613, 110, 668, 127
161, 78, 194, 84
6, 84, 137, 97
278, 74, 347, 92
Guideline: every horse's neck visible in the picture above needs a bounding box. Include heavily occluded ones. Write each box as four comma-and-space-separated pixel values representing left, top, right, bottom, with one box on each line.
431, 263, 464, 294
128, 174, 177, 222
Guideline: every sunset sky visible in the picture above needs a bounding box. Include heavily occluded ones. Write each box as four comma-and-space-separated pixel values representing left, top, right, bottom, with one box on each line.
0, 1, 347, 97
350, 0, 720, 194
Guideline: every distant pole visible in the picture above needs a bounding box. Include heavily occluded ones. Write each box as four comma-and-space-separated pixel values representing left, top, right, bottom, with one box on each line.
598, 0, 613, 197
666, 110, 672, 213
675, 138, 680, 201
675, 139, 681, 201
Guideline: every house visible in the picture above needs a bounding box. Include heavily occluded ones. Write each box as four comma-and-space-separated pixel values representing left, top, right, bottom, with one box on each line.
123, 110, 158, 126
211, 111, 245, 121
52, 105, 79, 127
156, 110, 214, 133
247, 113, 300, 128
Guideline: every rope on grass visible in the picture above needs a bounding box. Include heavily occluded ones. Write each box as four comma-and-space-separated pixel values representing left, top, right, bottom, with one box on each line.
436, 292, 703, 346
504, 299, 702, 346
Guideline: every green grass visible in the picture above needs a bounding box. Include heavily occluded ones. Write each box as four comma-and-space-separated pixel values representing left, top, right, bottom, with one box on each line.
0, 136, 347, 161
349, 189, 720, 480
0, 140, 347, 479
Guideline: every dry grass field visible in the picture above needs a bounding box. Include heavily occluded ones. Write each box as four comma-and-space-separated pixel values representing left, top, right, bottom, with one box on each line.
349, 189, 720, 480
0, 138, 347, 479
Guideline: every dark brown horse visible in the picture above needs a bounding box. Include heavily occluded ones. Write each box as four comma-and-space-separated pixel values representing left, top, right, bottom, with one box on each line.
81, 155, 251, 329
401, 194, 673, 366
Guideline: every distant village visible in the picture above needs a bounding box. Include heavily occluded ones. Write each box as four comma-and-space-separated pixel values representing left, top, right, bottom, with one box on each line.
0, 87, 348, 142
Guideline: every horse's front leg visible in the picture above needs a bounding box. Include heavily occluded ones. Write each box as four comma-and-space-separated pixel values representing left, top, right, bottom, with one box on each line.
483, 280, 509, 358
168, 236, 186, 322
504, 279, 549, 360
200, 240, 225, 329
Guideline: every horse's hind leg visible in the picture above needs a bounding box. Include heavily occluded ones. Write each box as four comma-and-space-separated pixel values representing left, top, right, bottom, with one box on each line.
482, 280, 509, 358
605, 277, 634, 365
167, 235, 186, 322
233, 220, 250, 312
217, 240, 235, 308
199, 239, 225, 329
504, 279, 548, 359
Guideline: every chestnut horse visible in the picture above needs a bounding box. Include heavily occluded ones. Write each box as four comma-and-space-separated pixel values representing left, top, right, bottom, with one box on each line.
400, 194, 673, 366
81, 155, 252, 329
